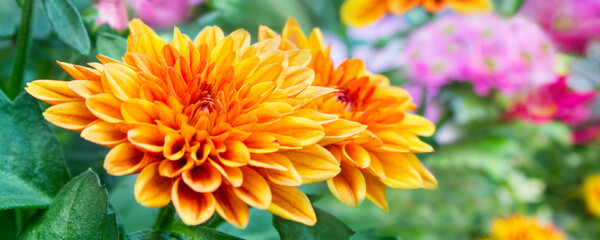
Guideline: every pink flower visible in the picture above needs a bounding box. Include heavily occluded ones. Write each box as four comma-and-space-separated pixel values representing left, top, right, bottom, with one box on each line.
521, 0, 600, 54
573, 123, 600, 144
127, 0, 202, 29
505, 76, 597, 127
403, 14, 556, 96
95, 0, 129, 31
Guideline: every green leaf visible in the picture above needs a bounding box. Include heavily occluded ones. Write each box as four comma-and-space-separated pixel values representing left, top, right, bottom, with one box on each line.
0, 93, 70, 210
0, 210, 17, 239
42, 0, 90, 54
19, 170, 119, 239
492, 0, 526, 17
437, 83, 504, 126
97, 32, 127, 60
0, 0, 20, 37
350, 230, 395, 240
273, 207, 354, 240
128, 220, 242, 240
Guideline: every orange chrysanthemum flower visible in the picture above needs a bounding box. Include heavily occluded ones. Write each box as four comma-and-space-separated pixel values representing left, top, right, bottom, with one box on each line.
258, 19, 437, 211
341, 0, 493, 27
583, 173, 600, 217
488, 214, 568, 240
25, 19, 351, 228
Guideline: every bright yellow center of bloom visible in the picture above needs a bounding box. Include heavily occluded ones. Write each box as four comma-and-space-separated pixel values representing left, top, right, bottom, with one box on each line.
340, 0, 493, 27
488, 215, 567, 240
584, 174, 600, 217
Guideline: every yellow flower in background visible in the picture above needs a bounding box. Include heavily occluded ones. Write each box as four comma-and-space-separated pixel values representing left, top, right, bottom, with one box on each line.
488, 214, 567, 240
583, 174, 600, 217
25, 19, 349, 228
258, 18, 437, 211
341, 0, 493, 27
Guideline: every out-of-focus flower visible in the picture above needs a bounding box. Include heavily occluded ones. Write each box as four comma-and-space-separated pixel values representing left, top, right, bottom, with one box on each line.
573, 122, 600, 144
348, 15, 409, 43
258, 19, 437, 211
341, 0, 492, 27
127, 0, 204, 29
583, 174, 600, 217
403, 14, 556, 96
505, 76, 597, 126
521, 0, 600, 54
487, 214, 567, 240
25, 19, 345, 228
95, 0, 129, 31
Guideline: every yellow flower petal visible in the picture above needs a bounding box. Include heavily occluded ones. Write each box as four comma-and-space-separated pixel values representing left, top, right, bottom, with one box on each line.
134, 162, 172, 208
327, 163, 366, 207
43, 101, 97, 131
267, 183, 316, 226
25, 80, 80, 105
213, 186, 249, 229
172, 178, 216, 225
233, 167, 272, 209
281, 144, 340, 184
340, 0, 388, 27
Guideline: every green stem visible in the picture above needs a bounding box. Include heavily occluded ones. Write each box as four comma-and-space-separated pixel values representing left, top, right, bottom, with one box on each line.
416, 87, 427, 116
205, 214, 225, 229
435, 109, 453, 131
151, 205, 175, 231
6, 0, 34, 100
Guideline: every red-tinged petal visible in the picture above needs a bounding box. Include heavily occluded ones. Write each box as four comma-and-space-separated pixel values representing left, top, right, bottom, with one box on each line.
342, 143, 370, 168
213, 186, 249, 229
233, 167, 271, 209
182, 163, 222, 193
209, 160, 243, 187
104, 143, 153, 175
267, 183, 316, 226
43, 102, 97, 131
280, 144, 340, 184
25, 80, 81, 105
128, 125, 164, 152
81, 120, 126, 147
364, 172, 389, 212
172, 178, 216, 225
159, 157, 194, 178
86, 93, 124, 123
164, 133, 186, 160
134, 162, 172, 208
327, 163, 366, 207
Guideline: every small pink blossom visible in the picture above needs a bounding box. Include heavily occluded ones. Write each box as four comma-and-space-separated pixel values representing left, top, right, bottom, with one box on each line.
403, 14, 556, 96
521, 0, 600, 54
127, 0, 201, 29
95, 0, 129, 31
505, 76, 598, 143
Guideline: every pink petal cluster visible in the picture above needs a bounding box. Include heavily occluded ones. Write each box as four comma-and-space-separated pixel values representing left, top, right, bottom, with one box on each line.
127, 0, 204, 29
403, 14, 556, 96
95, 0, 129, 31
520, 0, 600, 54
505, 76, 598, 144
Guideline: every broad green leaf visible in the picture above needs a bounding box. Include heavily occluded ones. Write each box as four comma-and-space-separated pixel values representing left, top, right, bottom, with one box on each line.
97, 32, 127, 60
350, 230, 395, 240
273, 208, 354, 240
0, 210, 17, 239
0, 92, 70, 210
128, 220, 242, 240
0, 0, 20, 37
209, 0, 312, 33
492, 0, 526, 17
42, 0, 90, 54
437, 83, 504, 126
19, 170, 118, 239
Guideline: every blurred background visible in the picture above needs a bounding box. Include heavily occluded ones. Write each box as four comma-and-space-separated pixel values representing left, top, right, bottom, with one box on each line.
2, 0, 600, 239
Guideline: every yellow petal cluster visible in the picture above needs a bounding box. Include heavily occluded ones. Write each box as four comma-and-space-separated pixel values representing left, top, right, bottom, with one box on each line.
26, 19, 349, 228
258, 18, 437, 211
488, 214, 567, 240
583, 173, 600, 217
341, 0, 493, 27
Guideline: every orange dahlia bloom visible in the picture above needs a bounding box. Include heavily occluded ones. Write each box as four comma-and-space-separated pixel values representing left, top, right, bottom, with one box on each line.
488, 214, 568, 240
258, 19, 437, 211
583, 174, 600, 217
341, 0, 493, 27
25, 19, 352, 228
